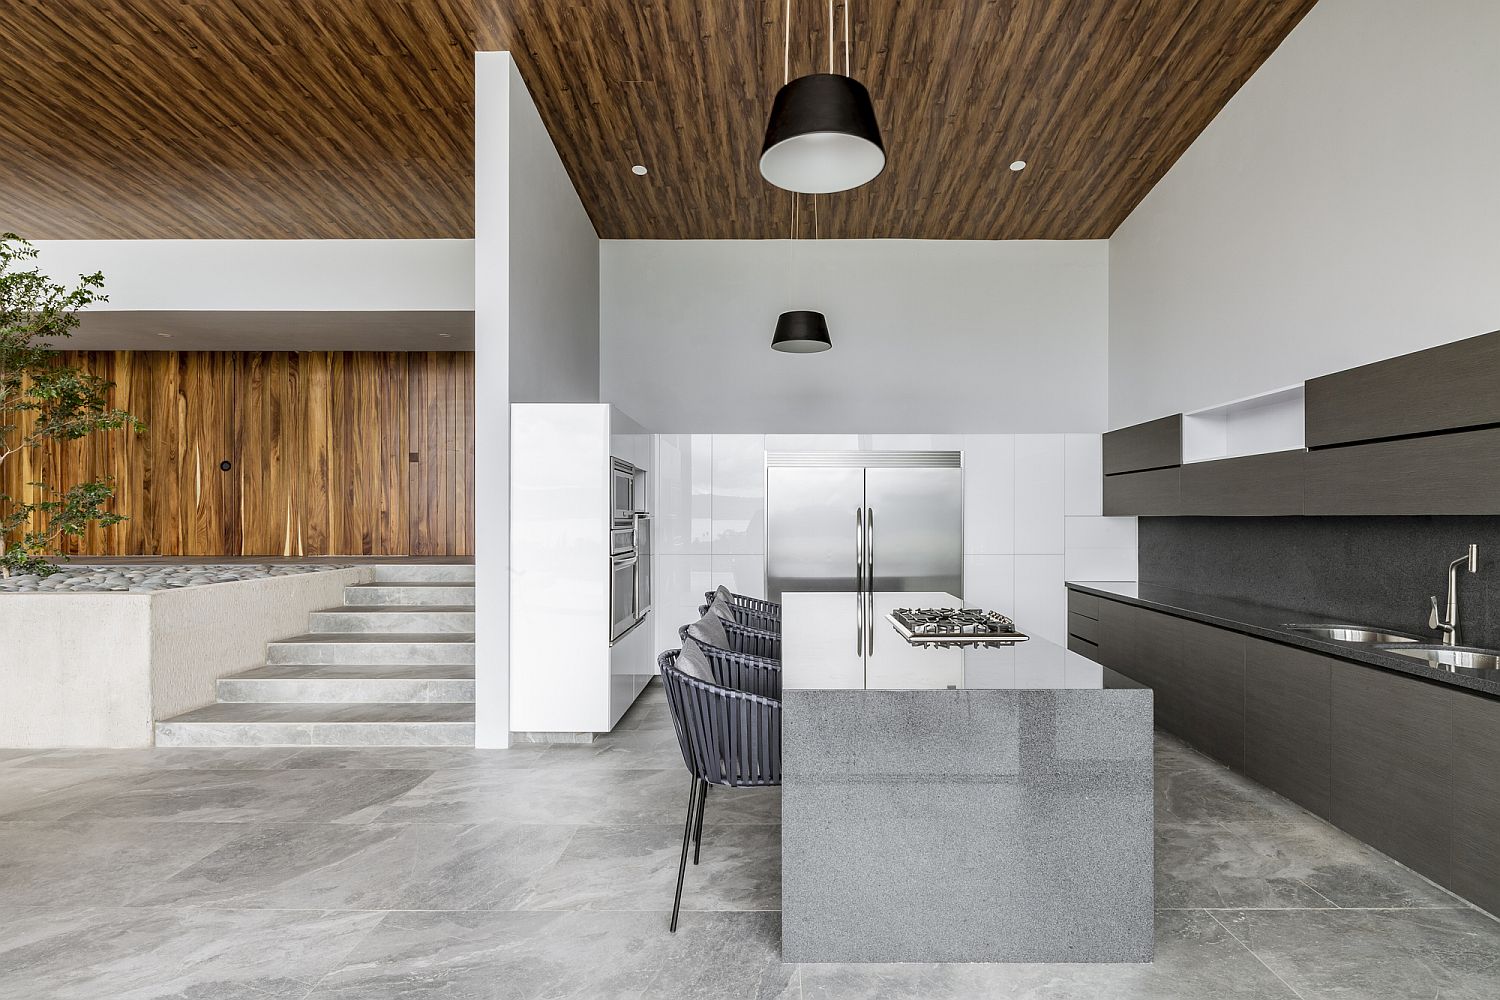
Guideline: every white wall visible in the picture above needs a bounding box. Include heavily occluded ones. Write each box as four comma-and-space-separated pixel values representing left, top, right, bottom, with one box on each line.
1109, 0, 1500, 427
653, 433, 1135, 652
31, 240, 473, 311
602, 239, 1108, 433
507, 63, 601, 404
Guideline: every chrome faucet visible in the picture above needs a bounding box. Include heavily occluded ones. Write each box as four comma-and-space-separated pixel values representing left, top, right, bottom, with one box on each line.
1429, 544, 1478, 646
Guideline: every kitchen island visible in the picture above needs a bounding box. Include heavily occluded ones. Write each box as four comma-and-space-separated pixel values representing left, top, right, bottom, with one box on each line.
779, 592, 1155, 964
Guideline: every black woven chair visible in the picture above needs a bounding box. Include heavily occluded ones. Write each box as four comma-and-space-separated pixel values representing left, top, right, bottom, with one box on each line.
659, 649, 781, 932
703, 588, 782, 620
679, 636, 781, 701
698, 601, 781, 633
679, 618, 781, 661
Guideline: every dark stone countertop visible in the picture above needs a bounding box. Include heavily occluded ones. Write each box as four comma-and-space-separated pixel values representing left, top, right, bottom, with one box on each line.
1066, 581, 1500, 699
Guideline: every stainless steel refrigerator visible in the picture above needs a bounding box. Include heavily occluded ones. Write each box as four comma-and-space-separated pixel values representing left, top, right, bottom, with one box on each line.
766, 451, 963, 684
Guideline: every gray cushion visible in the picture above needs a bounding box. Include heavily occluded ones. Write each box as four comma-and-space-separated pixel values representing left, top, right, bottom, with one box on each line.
675, 638, 717, 685
687, 610, 730, 650
709, 591, 738, 621
716, 585, 736, 605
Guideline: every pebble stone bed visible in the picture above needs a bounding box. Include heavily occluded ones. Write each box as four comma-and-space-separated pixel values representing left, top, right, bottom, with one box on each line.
0, 563, 351, 594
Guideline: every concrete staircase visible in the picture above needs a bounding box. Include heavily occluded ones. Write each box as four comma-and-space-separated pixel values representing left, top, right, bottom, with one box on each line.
155, 565, 475, 747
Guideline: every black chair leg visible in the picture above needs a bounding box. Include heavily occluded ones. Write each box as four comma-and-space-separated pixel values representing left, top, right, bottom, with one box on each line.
692, 781, 708, 864
670, 776, 700, 933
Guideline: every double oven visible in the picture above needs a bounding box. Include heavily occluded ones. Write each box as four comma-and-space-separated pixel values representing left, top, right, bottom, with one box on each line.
609, 458, 652, 643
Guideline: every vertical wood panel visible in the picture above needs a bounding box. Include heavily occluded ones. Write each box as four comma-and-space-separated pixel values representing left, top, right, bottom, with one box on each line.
179, 352, 241, 555
407, 351, 475, 556
329, 352, 410, 555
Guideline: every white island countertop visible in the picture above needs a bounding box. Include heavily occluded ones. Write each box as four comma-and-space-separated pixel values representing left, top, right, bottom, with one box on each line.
780, 591, 1104, 691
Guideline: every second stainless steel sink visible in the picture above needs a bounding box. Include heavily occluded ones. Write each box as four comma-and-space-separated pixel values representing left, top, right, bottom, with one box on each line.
1376, 644, 1500, 677
1282, 624, 1422, 644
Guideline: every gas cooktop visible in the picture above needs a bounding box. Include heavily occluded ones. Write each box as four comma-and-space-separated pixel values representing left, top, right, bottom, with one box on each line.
887, 607, 1030, 648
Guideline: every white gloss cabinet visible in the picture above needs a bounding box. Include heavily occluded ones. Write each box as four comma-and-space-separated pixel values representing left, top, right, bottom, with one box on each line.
511, 403, 654, 737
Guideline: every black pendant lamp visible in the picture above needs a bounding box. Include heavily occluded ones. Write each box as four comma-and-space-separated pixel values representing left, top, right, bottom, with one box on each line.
771, 310, 832, 353
760, 0, 885, 194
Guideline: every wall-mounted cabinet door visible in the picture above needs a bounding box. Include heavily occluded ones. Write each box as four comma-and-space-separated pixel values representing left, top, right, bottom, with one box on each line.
1304, 427, 1500, 515
1243, 638, 1331, 818
1330, 661, 1454, 884
1103, 415, 1182, 475
1103, 468, 1181, 516
1180, 451, 1304, 516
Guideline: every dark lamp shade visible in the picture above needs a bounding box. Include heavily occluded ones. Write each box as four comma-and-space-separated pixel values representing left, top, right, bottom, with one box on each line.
760, 74, 885, 194
771, 310, 832, 353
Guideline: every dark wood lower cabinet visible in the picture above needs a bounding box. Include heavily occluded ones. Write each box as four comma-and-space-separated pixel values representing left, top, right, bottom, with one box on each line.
1453, 695, 1500, 915
1139, 612, 1183, 732
1175, 620, 1245, 772
1330, 661, 1454, 885
1243, 638, 1332, 818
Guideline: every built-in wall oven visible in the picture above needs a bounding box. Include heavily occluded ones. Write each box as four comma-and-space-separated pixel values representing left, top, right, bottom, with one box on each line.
609, 459, 652, 644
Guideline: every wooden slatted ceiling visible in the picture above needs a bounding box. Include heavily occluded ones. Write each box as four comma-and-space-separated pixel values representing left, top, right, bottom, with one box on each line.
0, 1, 1316, 240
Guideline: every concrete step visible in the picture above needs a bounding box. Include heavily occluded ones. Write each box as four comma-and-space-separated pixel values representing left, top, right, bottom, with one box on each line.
344, 583, 475, 607
309, 606, 475, 634
371, 564, 475, 583
266, 633, 475, 666
154, 702, 475, 747
217, 663, 475, 704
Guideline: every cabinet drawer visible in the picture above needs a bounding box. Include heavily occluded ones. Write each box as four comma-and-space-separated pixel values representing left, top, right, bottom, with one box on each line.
1103, 468, 1181, 516
1244, 638, 1332, 819
1304, 426, 1500, 515
1180, 451, 1304, 516
1067, 589, 1101, 621
1175, 619, 1246, 772
1103, 415, 1182, 475
1067, 611, 1099, 645
1306, 330, 1500, 447
1067, 633, 1102, 663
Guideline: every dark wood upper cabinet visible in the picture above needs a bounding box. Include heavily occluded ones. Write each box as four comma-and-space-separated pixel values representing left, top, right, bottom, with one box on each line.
1306, 330, 1500, 447
1180, 450, 1305, 516
1303, 426, 1500, 515
1330, 661, 1455, 885
1103, 415, 1182, 475
1103, 467, 1181, 516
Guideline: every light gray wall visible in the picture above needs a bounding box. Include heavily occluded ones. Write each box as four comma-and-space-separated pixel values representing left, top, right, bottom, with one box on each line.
508, 61, 600, 403
600, 239, 1108, 432
1109, 0, 1500, 427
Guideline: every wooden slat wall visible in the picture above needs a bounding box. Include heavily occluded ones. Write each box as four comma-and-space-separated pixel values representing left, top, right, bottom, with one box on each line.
1, 352, 473, 557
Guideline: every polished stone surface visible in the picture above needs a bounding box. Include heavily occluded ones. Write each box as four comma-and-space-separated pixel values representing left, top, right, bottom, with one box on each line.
3, 684, 1498, 999
783, 688, 1155, 963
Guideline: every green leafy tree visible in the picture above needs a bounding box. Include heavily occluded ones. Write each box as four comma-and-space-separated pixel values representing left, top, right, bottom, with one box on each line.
0, 234, 142, 578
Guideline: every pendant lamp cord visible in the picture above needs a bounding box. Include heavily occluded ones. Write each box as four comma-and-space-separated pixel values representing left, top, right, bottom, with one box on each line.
845, 0, 851, 75
828, 0, 834, 74
783, 0, 791, 85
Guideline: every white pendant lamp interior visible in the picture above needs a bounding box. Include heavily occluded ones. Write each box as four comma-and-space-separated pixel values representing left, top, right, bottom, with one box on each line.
760, 0, 885, 194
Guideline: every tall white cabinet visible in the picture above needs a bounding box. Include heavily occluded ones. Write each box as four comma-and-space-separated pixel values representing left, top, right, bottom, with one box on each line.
510, 403, 655, 738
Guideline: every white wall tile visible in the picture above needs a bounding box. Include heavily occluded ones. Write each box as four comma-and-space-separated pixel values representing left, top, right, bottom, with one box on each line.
652, 553, 715, 656
1013, 435, 1065, 555
963, 554, 1015, 618
864, 434, 963, 450
653, 434, 711, 555
1063, 548, 1139, 582
961, 434, 1014, 554
710, 434, 765, 555
1014, 554, 1066, 644
1064, 433, 1104, 516
1065, 516, 1137, 549
764, 434, 861, 451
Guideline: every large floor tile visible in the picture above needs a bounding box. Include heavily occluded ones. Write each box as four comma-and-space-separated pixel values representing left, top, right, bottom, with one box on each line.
1156, 819, 1336, 909
0, 820, 240, 906
280, 745, 545, 770
0, 767, 165, 821
519, 822, 780, 912
10, 747, 300, 771
129, 821, 576, 911
0, 905, 381, 1000
1214, 907, 1500, 1000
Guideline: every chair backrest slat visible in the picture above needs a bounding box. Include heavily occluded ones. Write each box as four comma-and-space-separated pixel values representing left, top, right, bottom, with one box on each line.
658, 649, 781, 788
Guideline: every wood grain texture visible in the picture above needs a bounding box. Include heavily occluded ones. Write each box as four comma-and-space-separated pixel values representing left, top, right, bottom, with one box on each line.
1102, 467, 1181, 516
1174, 618, 1245, 772
1180, 450, 1304, 516
1452, 691, 1500, 917
1103, 415, 1182, 475
1306, 330, 1500, 448
1303, 427, 1500, 515
0, 1, 1315, 240
1243, 638, 1332, 819
2, 351, 473, 556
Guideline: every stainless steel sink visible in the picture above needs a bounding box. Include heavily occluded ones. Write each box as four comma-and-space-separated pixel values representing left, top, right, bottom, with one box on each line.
1376, 644, 1500, 677
1282, 624, 1422, 644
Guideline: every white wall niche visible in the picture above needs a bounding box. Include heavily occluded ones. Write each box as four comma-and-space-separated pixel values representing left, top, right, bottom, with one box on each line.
1181, 385, 1305, 464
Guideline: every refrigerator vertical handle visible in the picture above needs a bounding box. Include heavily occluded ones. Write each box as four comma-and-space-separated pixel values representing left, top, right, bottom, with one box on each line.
855, 507, 865, 657
865, 507, 875, 652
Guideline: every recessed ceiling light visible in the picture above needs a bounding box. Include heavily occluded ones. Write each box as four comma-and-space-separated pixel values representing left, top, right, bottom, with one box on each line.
631, 164, 648, 176
1009, 160, 1027, 172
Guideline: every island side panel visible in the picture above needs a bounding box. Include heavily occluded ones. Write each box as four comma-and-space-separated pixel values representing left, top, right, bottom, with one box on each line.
782, 688, 1154, 963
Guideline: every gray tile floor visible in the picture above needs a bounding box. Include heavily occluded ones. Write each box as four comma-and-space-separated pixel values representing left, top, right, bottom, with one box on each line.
2, 684, 1498, 999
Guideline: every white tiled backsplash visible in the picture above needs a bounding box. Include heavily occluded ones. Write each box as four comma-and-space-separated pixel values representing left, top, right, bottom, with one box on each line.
652, 433, 1136, 652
